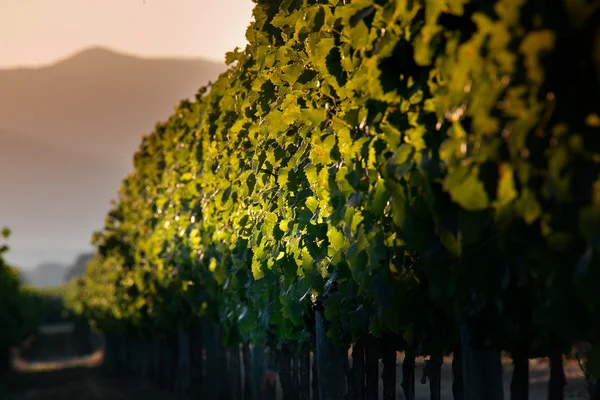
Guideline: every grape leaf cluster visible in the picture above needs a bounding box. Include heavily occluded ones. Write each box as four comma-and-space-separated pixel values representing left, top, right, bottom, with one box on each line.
68, 0, 600, 370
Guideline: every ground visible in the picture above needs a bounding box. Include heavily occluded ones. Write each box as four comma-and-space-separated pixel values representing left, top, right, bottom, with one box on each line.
0, 323, 176, 400
406, 356, 589, 400
0, 322, 592, 399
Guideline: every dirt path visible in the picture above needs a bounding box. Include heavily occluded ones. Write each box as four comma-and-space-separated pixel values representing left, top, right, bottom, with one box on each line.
405, 356, 589, 400
0, 323, 592, 399
0, 322, 177, 400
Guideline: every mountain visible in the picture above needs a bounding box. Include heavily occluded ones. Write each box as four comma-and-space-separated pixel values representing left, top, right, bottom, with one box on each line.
20, 263, 66, 288
0, 47, 227, 269
63, 253, 94, 282
0, 46, 226, 163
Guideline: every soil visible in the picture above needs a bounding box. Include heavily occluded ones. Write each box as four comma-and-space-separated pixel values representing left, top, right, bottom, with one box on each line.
0, 323, 592, 399
0, 323, 177, 400
406, 356, 589, 400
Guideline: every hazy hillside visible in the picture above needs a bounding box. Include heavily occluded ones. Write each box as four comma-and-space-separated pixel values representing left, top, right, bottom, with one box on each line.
17, 252, 93, 288
0, 46, 225, 164
20, 263, 66, 288
0, 47, 227, 268
63, 253, 94, 282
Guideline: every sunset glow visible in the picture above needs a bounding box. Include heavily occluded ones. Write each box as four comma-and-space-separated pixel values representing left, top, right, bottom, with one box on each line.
0, 0, 254, 68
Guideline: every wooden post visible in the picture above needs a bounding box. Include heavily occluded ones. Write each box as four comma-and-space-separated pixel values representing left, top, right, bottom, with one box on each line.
428, 354, 443, 400
278, 344, 296, 399
140, 334, 150, 380
452, 344, 464, 400
178, 323, 192, 400
291, 344, 300, 400
118, 336, 127, 375
251, 344, 268, 400
312, 349, 320, 400
159, 336, 170, 390
299, 344, 311, 400
123, 335, 130, 375
381, 343, 397, 400
228, 343, 242, 400
189, 322, 204, 399
242, 341, 252, 400
402, 349, 415, 400
351, 342, 366, 400
131, 335, 139, 376
101, 333, 110, 371
203, 323, 220, 400
105, 334, 115, 372
157, 336, 166, 389
365, 340, 379, 400
511, 354, 529, 400
548, 350, 565, 400
267, 347, 278, 400
460, 322, 504, 400
0, 346, 10, 379
314, 307, 347, 400
152, 337, 161, 386
216, 328, 228, 400
166, 334, 179, 392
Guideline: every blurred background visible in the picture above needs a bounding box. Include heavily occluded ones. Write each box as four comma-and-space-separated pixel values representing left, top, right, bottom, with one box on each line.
0, 0, 253, 287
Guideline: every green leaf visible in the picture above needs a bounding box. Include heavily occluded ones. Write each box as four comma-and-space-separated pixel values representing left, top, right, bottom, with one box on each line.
302, 248, 314, 271
579, 206, 600, 243
305, 165, 318, 186
439, 229, 461, 257
312, 37, 336, 73
327, 226, 346, 250
386, 179, 407, 227
262, 212, 278, 234
517, 189, 542, 225
324, 293, 341, 322
336, 127, 354, 162
495, 164, 518, 208
306, 197, 320, 213
371, 179, 389, 216
444, 165, 490, 211
225, 48, 244, 65
281, 63, 305, 86
349, 20, 370, 49
310, 134, 336, 165
302, 107, 328, 126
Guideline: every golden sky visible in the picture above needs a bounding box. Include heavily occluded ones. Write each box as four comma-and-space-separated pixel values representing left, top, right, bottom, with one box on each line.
0, 0, 255, 271
0, 0, 255, 67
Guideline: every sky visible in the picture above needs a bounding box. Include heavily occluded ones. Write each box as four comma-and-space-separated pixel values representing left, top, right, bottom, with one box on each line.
0, 0, 255, 68
0, 0, 254, 272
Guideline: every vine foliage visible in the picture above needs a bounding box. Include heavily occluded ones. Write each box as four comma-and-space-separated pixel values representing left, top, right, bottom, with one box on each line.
69, 0, 600, 374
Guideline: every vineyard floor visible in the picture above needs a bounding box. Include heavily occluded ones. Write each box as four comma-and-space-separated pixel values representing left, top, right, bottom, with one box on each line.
0, 322, 591, 399
0, 323, 177, 400
399, 356, 589, 400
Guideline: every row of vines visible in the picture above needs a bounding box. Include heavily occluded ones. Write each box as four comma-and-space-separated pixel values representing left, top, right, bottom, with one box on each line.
0, 228, 69, 377
67, 0, 600, 398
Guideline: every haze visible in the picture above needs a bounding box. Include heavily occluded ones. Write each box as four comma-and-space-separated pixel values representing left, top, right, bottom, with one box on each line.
1, 0, 254, 67
0, 0, 254, 279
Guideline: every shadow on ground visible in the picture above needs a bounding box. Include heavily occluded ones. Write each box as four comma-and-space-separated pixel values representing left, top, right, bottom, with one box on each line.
0, 322, 592, 399
0, 322, 177, 400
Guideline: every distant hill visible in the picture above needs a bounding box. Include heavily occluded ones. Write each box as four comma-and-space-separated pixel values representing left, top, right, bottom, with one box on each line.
20, 263, 66, 288
17, 252, 94, 287
63, 253, 94, 282
0, 47, 227, 269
